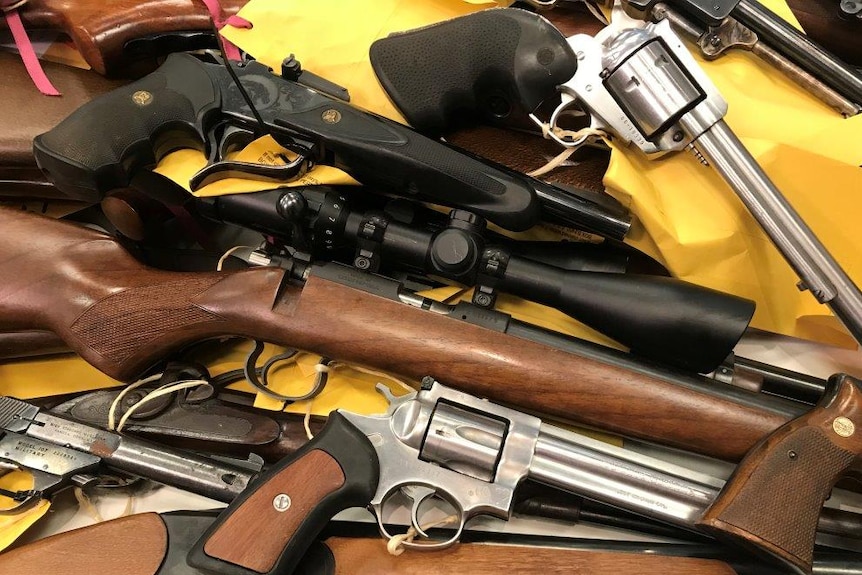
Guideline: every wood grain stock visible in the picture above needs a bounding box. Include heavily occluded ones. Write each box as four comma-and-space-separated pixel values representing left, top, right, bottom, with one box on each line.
699, 374, 862, 572
0, 207, 790, 461
10, 0, 247, 76
0, 513, 739, 575
0, 513, 167, 575
322, 537, 739, 575
0, 330, 70, 359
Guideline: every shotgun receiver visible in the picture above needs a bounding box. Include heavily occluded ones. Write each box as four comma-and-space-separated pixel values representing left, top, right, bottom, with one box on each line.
0, 206, 803, 462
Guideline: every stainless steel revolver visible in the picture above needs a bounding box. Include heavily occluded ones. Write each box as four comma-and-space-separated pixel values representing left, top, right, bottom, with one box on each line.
539, 5, 862, 348
186, 377, 862, 575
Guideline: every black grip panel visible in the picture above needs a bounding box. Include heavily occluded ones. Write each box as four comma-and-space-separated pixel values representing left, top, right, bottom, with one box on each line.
370, 8, 577, 134
33, 53, 221, 202
187, 412, 378, 575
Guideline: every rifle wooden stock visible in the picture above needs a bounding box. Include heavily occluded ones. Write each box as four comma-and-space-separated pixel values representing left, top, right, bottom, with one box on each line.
320, 536, 738, 575
0, 207, 792, 461
0, 330, 70, 360
0, 513, 739, 575
7, 0, 247, 76
0, 514, 167, 575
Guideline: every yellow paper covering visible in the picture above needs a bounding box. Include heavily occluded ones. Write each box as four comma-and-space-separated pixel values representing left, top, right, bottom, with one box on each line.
0, 472, 50, 552
202, 0, 860, 346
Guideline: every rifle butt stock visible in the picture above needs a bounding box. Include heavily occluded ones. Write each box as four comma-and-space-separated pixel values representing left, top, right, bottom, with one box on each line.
0, 207, 791, 461
699, 374, 862, 573
0, 513, 168, 575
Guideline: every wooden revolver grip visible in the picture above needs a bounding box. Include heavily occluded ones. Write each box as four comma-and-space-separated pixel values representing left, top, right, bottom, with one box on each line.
10, 0, 247, 76
0, 513, 168, 575
698, 373, 862, 574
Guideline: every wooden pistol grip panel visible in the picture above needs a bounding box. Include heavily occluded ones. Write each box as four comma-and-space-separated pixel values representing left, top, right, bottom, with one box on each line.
189, 413, 379, 575
321, 537, 740, 575
0, 513, 167, 575
10, 0, 247, 76
698, 374, 862, 573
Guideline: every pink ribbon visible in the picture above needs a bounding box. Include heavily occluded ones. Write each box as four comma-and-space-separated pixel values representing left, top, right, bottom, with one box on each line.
4, 5, 60, 96
198, 0, 252, 61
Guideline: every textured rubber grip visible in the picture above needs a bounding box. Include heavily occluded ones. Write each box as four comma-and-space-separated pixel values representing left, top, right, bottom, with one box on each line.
33, 53, 220, 202
698, 373, 862, 574
188, 412, 379, 575
370, 8, 577, 134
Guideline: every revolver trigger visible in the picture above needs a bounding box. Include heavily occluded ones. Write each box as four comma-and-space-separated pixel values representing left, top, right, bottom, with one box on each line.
189, 155, 314, 191
402, 485, 438, 539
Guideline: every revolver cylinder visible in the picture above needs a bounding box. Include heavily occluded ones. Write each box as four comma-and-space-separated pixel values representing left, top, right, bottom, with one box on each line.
602, 34, 704, 139
420, 403, 507, 482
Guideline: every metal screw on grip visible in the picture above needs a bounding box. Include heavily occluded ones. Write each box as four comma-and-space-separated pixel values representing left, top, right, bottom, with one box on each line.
273, 494, 292, 512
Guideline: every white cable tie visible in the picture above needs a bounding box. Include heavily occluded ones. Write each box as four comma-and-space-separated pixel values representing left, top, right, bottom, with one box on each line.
107, 373, 163, 431
303, 400, 315, 440
385, 514, 460, 556
116, 379, 209, 433
585, 1, 610, 25
217, 245, 256, 271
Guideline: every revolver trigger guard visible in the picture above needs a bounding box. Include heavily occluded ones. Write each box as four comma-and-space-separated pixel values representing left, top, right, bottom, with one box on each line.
543, 97, 596, 149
